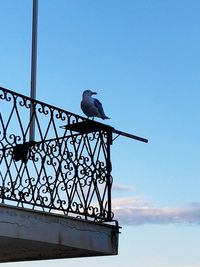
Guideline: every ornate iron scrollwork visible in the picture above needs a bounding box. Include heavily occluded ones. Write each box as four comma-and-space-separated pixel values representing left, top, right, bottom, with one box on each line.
0, 87, 113, 222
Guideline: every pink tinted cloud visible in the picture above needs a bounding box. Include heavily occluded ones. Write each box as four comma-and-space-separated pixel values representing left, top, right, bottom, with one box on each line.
112, 197, 200, 225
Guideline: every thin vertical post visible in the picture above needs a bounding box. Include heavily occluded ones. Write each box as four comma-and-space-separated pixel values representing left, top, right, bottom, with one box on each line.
29, 0, 38, 141
106, 130, 113, 221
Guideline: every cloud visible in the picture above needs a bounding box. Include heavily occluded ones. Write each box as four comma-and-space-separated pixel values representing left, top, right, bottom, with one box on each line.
112, 197, 200, 225
112, 196, 151, 208
112, 183, 134, 192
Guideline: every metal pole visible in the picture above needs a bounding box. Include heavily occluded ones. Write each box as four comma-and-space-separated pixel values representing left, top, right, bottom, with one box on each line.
113, 129, 148, 143
29, 0, 38, 141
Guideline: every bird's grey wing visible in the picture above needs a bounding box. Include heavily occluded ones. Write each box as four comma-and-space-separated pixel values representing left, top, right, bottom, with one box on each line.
94, 99, 106, 118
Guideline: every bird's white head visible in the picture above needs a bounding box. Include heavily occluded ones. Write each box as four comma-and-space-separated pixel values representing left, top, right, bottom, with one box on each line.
82, 90, 97, 98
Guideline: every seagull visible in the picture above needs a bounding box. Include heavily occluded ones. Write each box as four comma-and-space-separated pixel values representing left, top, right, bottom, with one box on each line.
81, 90, 110, 120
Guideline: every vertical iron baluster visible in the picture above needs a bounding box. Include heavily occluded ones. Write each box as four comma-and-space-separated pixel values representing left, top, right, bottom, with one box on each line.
106, 130, 112, 221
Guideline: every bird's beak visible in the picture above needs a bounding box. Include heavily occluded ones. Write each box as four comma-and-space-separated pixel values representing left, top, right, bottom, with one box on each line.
92, 92, 97, 95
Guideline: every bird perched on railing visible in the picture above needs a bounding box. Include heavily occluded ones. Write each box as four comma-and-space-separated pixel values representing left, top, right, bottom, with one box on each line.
81, 90, 110, 120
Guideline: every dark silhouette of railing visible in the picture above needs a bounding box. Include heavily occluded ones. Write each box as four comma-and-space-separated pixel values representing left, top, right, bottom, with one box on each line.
0, 87, 113, 222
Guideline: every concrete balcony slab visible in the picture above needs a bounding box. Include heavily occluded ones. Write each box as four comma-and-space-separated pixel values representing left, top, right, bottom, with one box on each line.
0, 204, 119, 262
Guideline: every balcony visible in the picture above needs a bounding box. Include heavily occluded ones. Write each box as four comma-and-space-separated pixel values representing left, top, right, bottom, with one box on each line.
0, 87, 119, 262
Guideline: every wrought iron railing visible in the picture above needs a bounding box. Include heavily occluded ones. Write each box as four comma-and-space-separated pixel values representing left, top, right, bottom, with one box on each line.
0, 87, 113, 222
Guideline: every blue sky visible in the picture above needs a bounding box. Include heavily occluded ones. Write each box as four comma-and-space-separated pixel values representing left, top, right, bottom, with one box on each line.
1, 0, 200, 266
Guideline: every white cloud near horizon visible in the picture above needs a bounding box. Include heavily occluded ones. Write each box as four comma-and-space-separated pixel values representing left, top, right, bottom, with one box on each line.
112, 196, 200, 225
112, 183, 134, 192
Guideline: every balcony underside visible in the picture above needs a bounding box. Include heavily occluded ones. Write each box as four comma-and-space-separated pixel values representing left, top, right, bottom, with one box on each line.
0, 204, 119, 262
